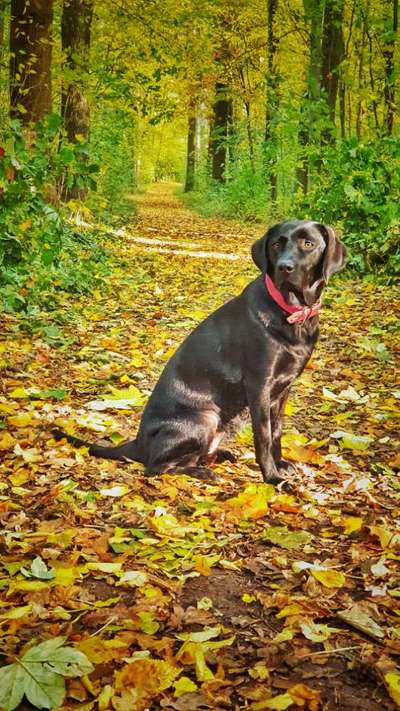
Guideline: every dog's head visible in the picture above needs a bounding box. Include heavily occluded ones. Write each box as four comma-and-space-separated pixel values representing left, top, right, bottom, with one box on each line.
251, 221, 347, 298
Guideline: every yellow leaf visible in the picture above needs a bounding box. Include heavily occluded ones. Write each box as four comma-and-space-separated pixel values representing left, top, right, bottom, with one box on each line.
149, 513, 192, 538
8, 412, 33, 427
249, 662, 270, 681
276, 603, 303, 619
86, 562, 122, 574
115, 658, 181, 695
0, 605, 32, 621
8, 580, 50, 594
0, 431, 16, 450
242, 593, 256, 603
98, 685, 114, 710
8, 470, 29, 485
370, 525, 400, 549
385, 672, 400, 707
9, 387, 30, 399
194, 557, 212, 576
311, 569, 346, 588
53, 564, 80, 586
273, 628, 296, 643
176, 641, 214, 681
0, 403, 18, 413
224, 483, 275, 520
284, 401, 296, 415
252, 692, 293, 709
174, 676, 198, 697
342, 516, 363, 534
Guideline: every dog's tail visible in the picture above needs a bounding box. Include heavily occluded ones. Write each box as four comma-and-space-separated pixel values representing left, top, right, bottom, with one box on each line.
52, 429, 141, 462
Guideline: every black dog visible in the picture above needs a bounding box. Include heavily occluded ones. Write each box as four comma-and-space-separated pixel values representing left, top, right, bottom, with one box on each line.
54, 221, 346, 483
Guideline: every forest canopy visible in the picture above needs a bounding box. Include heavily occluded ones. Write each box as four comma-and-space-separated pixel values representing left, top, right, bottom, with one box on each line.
0, 0, 399, 314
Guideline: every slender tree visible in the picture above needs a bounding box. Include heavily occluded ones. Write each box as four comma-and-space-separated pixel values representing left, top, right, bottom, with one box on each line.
209, 79, 232, 182
321, 0, 345, 140
265, 0, 279, 201
0, 0, 6, 48
296, 0, 324, 192
383, 0, 398, 135
61, 0, 92, 143
61, 0, 93, 199
9, 0, 53, 124
184, 97, 196, 192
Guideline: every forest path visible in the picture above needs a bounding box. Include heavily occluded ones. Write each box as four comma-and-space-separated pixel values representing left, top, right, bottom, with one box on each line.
0, 183, 399, 711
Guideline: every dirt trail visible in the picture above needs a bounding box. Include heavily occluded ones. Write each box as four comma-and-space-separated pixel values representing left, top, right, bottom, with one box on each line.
0, 183, 399, 711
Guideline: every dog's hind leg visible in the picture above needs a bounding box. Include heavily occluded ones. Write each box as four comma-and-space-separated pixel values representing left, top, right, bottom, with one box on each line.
143, 421, 213, 479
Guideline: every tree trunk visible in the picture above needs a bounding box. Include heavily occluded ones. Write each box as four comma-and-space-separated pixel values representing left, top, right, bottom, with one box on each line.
210, 80, 232, 182
265, 0, 278, 201
9, 0, 53, 124
0, 1, 6, 48
321, 0, 345, 141
61, 0, 93, 200
355, 5, 368, 139
184, 98, 196, 192
296, 0, 324, 192
383, 0, 398, 135
338, 1, 355, 139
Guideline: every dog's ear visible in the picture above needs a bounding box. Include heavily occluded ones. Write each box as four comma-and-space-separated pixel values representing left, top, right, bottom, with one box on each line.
317, 224, 347, 281
251, 234, 268, 272
251, 226, 277, 272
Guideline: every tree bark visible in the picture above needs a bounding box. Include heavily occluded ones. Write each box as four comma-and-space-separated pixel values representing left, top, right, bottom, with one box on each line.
0, 1, 6, 48
9, 0, 53, 124
321, 0, 345, 140
355, 4, 368, 139
210, 80, 232, 182
383, 0, 398, 135
61, 0, 93, 200
296, 0, 324, 193
184, 98, 196, 192
265, 0, 278, 201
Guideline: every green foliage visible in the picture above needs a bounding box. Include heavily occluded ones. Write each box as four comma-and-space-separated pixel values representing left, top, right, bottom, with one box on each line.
0, 114, 98, 265
90, 108, 138, 221
0, 116, 118, 312
0, 636, 93, 711
0, 117, 65, 269
295, 138, 400, 277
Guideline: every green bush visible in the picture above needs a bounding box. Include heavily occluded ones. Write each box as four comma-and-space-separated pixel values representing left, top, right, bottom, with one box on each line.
0, 116, 116, 313
295, 137, 400, 277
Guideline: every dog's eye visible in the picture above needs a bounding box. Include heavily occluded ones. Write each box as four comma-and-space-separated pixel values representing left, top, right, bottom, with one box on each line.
303, 240, 314, 250
271, 242, 280, 249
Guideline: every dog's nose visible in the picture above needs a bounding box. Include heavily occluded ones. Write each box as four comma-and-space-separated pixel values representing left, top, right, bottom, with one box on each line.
278, 261, 294, 274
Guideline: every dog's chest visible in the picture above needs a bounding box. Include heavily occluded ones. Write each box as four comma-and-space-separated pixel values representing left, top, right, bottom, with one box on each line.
269, 341, 313, 398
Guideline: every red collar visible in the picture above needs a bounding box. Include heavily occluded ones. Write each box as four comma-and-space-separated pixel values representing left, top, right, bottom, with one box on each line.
264, 274, 322, 324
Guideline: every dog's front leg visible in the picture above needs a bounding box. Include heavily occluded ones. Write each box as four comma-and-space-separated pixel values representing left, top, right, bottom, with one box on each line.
271, 389, 296, 477
246, 380, 282, 484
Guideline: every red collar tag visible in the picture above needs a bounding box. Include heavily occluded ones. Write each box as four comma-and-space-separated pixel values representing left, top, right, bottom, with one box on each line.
264, 274, 322, 324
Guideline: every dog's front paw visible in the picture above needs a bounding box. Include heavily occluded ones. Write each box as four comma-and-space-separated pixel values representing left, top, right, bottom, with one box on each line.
277, 459, 297, 476
214, 448, 237, 464
261, 461, 285, 485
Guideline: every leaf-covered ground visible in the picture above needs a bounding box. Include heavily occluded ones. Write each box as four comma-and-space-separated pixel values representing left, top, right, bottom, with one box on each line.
0, 184, 399, 711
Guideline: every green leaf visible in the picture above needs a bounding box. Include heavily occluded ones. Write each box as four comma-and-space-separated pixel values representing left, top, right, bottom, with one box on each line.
0, 664, 25, 711
21, 556, 55, 580
330, 430, 373, 451
263, 526, 312, 550
30, 388, 67, 400
23, 667, 65, 710
0, 637, 93, 710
